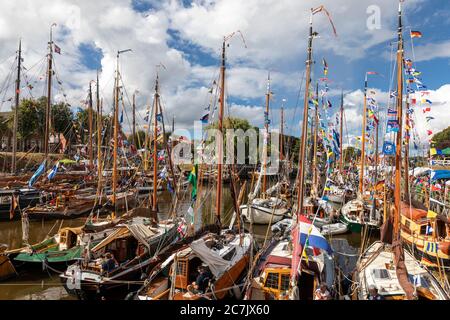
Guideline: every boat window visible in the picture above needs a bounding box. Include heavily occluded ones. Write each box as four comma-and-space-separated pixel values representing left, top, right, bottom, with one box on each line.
280, 274, 290, 291
176, 260, 188, 277
420, 225, 427, 235
222, 248, 236, 261
372, 268, 390, 280
408, 274, 430, 289
265, 273, 279, 290
405, 220, 410, 230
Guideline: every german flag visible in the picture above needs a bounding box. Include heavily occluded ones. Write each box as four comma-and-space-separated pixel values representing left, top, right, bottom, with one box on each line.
410, 30, 422, 38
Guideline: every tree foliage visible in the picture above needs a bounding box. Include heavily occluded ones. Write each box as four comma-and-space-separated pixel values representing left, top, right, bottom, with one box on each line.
432, 126, 450, 149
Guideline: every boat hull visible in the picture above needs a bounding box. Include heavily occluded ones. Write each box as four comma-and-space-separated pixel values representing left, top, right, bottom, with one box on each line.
241, 205, 289, 225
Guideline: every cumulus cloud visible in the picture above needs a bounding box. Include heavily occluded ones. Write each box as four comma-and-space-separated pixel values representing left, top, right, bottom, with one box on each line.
0, 0, 447, 143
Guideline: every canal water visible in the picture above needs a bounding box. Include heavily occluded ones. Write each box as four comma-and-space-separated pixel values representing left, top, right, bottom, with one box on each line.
0, 186, 364, 300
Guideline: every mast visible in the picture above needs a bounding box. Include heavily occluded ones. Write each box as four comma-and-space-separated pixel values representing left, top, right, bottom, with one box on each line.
96, 71, 102, 202
111, 49, 131, 217
280, 100, 285, 160
88, 82, 94, 169
11, 39, 21, 174
359, 73, 368, 195
152, 75, 159, 214
296, 10, 314, 218
312, 82, 319, 197
339, 90, 344, 173
404, 98, 410, 198
44, 24, 56, 163
372, 112, 379, 219
393, 2, 404, 240
132, 92, 136, 147
262, 73, 271, 197
112, 52, 120, 217
215, 39, 226, 230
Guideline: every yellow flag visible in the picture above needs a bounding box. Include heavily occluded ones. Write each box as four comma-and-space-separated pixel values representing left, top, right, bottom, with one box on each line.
430, 148, 437, 156
427, 210, 438, 219
302, 248, 309, 264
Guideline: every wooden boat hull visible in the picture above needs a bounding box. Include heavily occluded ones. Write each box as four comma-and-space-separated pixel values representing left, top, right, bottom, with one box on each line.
60, 223, 179, 300
25, 203, 100, 221
400, 201, 450, 267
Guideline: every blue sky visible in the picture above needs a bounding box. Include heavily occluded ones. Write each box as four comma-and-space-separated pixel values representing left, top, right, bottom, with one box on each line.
0, 0, 449, 147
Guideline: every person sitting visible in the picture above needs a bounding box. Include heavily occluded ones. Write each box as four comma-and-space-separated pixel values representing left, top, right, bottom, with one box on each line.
187, 265, 213, 294
367, 285, 385, 300
101, 253, 118, 273
314, 283, 332, 300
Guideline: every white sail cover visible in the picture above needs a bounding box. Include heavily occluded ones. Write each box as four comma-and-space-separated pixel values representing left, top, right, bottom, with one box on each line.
190, 239, 231, 278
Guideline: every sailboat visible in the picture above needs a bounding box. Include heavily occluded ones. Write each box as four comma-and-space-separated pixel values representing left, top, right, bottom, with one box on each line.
241, 74, 290, 225
340, 72, 383, 233
354, 2, 449, 300
59, 51, 180, 300
245, 6, 337, 301
133, 34, 254, 301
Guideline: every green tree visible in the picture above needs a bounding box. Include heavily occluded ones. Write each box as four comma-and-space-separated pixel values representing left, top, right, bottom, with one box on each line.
52, 102, 74, 136
128, 130, 146, 149
432, 126, 450, 149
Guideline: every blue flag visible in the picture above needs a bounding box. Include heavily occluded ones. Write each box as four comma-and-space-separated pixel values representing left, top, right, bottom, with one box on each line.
200, 113, 209, 124
47, 162, 59, 181
382, 141, 396, 156
29, 160, 46, 187
386, 120, 399, 133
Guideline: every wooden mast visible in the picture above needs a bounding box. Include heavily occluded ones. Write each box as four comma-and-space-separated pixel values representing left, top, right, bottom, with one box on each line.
96, 71, 102, 203
152, 74, 159, 214
312, 82, 319, 197
215, 38, 226, 230
111, 49, 131, 217
359, 73, 368, 196
339, 90, 344, 173
393, 2, 404, 240
280, 100, 285, 160
404, 98, 410, 199
132, 92, 136, 147
44, 24, 56, 164
112, 52, 120, 218
296, 10, 314, 218
11, 39, 21, 174
88, 82, 94, 169
262, 73, 271, 197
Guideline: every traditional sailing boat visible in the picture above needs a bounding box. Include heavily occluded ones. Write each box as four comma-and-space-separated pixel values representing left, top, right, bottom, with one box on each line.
59, 51, 179, 300
240, 74, 290, 225
134, 33, 253, 301
245, 6, 337, 301
354, 2, 449, 300
340, 72, 383, 233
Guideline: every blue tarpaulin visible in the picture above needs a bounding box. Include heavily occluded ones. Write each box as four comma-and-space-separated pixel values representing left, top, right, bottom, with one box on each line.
431, 170, 450, 181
